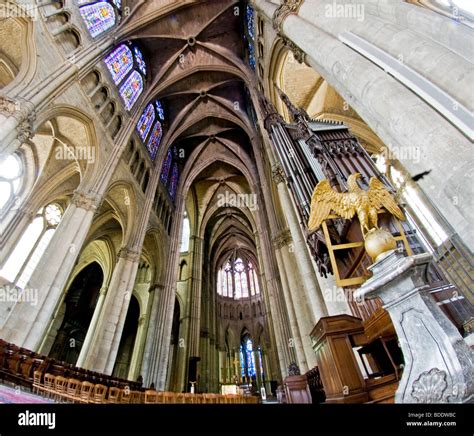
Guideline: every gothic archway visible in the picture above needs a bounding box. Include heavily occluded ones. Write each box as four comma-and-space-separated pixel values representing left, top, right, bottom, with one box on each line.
48, 262, 103, 365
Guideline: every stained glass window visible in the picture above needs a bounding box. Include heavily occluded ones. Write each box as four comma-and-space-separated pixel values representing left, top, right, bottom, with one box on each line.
137, 104, 156, 141
104, 44, 133, 85
79, 2, 116, 38
134, 46, 147, 76
160, 148, 173, 184
258, 347, 264, 376
246, 339, 256, 377
245, 5, 256, 70
217, 257, 259, 299
111, 0, 122, 9
169, 163, 179, 200
240, 338, 256, 379
248, 42, 256, 70
147, 121, 163, 160
246, 4, 255, 40
119, 70, 143, 110
155, 100, 165, 121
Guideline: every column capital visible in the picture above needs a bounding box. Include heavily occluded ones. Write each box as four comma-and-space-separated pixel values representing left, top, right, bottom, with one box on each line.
148, 283, 164, 293
117, 246, 141, 262
71, 190, 102, 212
273, 228, 292, 249
0, 96, 21, 116
272, 0, 305, 34
271, 163, 286, 184
17, 111, 36, 144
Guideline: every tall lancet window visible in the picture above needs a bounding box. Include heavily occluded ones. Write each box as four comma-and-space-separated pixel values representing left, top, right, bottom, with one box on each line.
160, 147, 180, 202
103, 42, 147, 111
79, 1, 120, 38
160, 149, 173, 184
119, 70, 144, 111
240, 338, 256, 378
0, 203, 63, 289
244, 4, 256, 70
180, 211, 190, 252
0, 154, 23, 213
136, 100, 165, 160
104, 44, 134, 85
168, 163, 179, 200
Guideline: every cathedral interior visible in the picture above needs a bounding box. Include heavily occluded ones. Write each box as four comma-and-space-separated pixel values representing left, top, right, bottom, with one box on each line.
0, 0, 473, 408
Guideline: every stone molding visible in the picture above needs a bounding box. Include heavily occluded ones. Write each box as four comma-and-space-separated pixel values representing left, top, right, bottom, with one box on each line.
272, 0, 305, 33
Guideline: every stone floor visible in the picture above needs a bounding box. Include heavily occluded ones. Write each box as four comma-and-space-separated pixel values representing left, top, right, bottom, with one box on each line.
0, 383, 53, 404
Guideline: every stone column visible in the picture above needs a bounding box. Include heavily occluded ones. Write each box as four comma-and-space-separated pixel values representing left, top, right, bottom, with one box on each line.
128, 315, 147, 380
187, 235, 203, 359
83, 246, 141, 374
0, 190, 102, 350
140, 284, 164, 385
355, 250, 474, 403
219, 349, 226, 384
71, 284, 108, 367
273, 239, 308, 371
274, 163, 328, 322
254, 232, 295, 378
144, 193, 186, 390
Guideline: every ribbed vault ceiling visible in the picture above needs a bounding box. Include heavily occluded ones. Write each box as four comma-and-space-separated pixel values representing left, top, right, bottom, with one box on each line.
123, 0, 261, 272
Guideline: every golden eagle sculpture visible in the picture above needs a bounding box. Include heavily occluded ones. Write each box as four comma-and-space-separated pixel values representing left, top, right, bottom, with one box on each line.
308, 173, 405, 237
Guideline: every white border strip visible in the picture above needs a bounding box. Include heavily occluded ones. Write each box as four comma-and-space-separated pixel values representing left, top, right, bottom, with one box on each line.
339, 31, 473, 141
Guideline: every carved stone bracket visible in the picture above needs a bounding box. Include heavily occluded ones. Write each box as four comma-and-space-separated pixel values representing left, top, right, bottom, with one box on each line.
118, 246, 141, 262
71, 190, 103, 212
280, 35, 307, 64
273, 0, 305, 33
272, 163, 286, 184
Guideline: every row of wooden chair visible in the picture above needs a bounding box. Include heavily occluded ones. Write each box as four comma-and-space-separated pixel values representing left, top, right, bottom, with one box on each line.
33, 371, 145, 404
2, 339, 260, 404
0, 338, 141, 393
32, 371, 260, 404
143, 391, 260, 404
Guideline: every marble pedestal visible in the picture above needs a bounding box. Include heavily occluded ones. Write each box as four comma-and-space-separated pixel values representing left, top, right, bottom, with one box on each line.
355, 250, 473, 403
